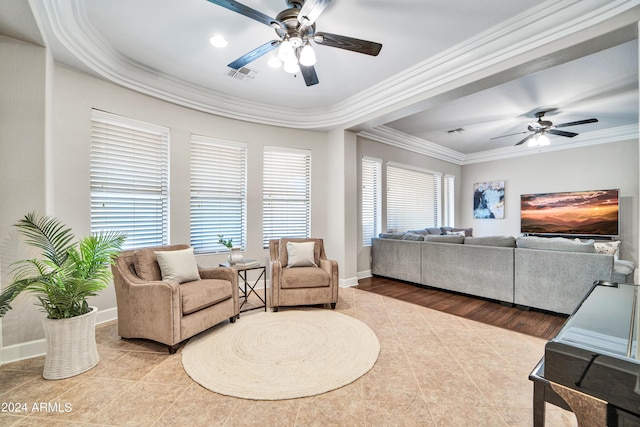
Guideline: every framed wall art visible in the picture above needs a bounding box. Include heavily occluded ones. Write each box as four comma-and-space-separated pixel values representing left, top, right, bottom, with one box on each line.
473, 181, 505, 219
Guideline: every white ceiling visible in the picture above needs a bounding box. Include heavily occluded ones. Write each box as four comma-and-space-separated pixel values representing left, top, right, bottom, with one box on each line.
2, 0, 639, 160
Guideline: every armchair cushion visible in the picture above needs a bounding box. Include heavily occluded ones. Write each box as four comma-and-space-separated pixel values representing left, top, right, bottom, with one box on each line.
155, 247, 201, 283
286, 241, 318, 268
281, 267, 330, 289
133, 244, 189, 281
180, 279, 232, 315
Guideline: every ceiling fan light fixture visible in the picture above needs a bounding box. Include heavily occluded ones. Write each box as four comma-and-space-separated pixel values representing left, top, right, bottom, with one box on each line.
299, 43, 316, 66
528, 133, 550, 147
283, 60, 300, 74
267, 56, 282, 68
277, 39, 296, 63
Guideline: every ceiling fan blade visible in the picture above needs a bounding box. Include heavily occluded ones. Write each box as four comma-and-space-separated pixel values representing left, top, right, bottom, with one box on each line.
555, 118, 598, 128
300, 64, 319, 86
489, 131, 528, 140
547, 129, 578, 138
205, 0, 282, 28
515, 135, 533, 146
228, 40, 281, 69
298, 0, 332, 26
314, 32, 382, 56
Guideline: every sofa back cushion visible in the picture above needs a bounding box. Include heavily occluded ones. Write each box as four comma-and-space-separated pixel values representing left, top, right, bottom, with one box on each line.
516, 236, 596, 253
402, 233, 425, 241
378, 233, 405, 239
464, 236, 516, 247
424, 234, 465, 244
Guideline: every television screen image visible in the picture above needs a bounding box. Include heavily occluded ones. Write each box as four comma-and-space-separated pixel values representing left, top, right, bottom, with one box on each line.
520, 189, 619, 236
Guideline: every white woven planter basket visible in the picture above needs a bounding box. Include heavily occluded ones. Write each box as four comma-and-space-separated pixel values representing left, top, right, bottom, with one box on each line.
42, 306, 99, 380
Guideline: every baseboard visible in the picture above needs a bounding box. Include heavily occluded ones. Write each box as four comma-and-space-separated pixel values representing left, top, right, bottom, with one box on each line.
96, 306, 118, 324
1, 307, 120, 365
1, 338, 47, 365
340, 277, 359, 287
358, 270, 372, 280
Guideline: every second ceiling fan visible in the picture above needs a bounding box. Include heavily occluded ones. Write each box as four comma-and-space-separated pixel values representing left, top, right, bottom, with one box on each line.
206, 0, 383, 86
491, 110, 599, 147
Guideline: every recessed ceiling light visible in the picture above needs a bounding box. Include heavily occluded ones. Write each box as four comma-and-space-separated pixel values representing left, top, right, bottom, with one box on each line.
209, 35, 228, 48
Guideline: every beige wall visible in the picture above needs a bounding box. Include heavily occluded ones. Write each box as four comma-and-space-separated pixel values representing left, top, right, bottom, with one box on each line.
0, 36, 51, 352
461, 140, 639, 265
1, 51, 336, 350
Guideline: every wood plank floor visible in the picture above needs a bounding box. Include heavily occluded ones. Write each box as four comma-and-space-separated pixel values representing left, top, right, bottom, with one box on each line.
356, 276, 568, 340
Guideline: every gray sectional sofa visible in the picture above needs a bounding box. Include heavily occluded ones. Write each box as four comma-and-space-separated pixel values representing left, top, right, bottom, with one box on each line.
371, 233, 629, 315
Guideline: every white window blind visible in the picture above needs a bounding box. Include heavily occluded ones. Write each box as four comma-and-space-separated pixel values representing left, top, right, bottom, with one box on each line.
362, 157, 382, 246
190, 135, 247, 254
263, 147, 311, 248
90, 110, 169, 249
443, 174, 455, 227
386, 164, 439, 232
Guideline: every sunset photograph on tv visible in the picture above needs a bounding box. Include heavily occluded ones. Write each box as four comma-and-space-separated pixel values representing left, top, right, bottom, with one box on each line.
520, 189, 619, 236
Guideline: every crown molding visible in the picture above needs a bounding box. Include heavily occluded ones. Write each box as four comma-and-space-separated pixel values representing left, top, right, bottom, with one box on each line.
33, 0, 640, 131
463, 124, 639, 164
358, 127, 467, 165
360, 124, 638, 166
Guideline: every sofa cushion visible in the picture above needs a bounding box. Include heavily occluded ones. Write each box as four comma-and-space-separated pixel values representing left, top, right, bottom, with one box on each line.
155, 247, 201, 283
281, 266, 330, 289
464, 236, 516, 247
426, 228, 443, 235
180, 279, 232, 315
424, 234, 465, 244
516, 236, 596, 253
378, 233, 405, 239
594, 240, 621, 260
407, 229, 431, 236
440, 227, 473, 237
402, 233, 424, 241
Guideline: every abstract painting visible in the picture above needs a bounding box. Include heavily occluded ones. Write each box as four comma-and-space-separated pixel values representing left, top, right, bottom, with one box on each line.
474, 181, 505, 219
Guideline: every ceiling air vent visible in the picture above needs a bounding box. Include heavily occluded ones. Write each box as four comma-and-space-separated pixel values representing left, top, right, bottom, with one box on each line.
447, 128, 465, 134
225, 66, 258, 81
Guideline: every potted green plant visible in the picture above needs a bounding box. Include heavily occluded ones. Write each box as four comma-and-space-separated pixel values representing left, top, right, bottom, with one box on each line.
0, 212, 125, 379
218, 234, 243, 264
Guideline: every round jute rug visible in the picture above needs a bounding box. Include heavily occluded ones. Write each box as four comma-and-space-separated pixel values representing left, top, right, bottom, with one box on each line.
181, 309, 380, 400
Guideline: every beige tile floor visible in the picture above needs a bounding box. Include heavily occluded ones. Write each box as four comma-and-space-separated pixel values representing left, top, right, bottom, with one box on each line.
0, 287, 578, 426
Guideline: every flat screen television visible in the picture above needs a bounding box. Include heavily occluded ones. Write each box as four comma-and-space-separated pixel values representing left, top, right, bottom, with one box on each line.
520, 189, 619, 236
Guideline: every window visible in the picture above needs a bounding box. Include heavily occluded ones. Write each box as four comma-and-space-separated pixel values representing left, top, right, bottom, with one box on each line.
190, 135, 247, 254
90, 110, 169, 249
361, 157, 382, 246
263, 147, 311, 248
443, 174, 455, 227
386, 163, 440, 232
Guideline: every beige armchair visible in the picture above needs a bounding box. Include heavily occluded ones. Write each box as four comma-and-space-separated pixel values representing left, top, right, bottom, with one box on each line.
111, 244, 239, 353
269, 238, 339, 311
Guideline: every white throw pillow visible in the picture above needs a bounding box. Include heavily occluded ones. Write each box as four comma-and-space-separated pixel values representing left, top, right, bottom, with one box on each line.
286, 241, 317, 268
155, 247, 201, 283
594, 240, 621, 260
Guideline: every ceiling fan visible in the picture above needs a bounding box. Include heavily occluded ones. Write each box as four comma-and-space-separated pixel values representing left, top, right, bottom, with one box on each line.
205, 0, 383, 86
491, 110, 599, 147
